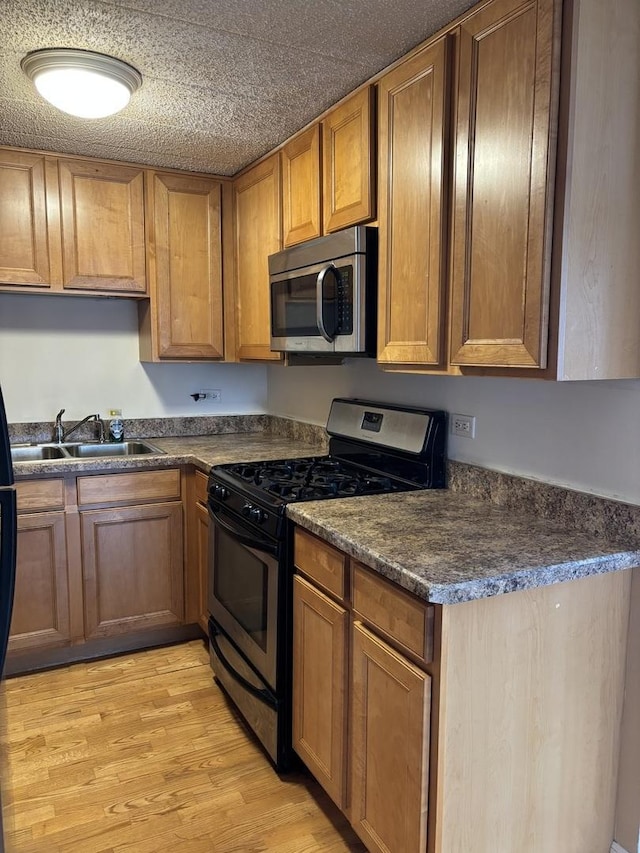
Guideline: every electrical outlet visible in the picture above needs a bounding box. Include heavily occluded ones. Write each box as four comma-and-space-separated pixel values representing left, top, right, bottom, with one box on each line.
452, 413, 476, 438
191, 389, 222, 402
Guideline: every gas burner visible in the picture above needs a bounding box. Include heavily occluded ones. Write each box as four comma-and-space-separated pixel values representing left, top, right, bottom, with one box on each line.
294, 484, 338, 500
230, 464, 260, 482
260, 463, 297, 481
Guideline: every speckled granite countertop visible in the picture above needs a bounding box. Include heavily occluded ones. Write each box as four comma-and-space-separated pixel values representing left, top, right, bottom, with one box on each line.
287, 491, 640, 604
11, 434, 326, 477
13, 433, 640, 605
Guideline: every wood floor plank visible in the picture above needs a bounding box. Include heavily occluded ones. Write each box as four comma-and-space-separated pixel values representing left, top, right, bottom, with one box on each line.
1, 640, 366, 852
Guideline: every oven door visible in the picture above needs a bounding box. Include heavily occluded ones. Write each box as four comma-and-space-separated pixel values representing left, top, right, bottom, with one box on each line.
207, 505, 280, 691
270, 259, 358, 353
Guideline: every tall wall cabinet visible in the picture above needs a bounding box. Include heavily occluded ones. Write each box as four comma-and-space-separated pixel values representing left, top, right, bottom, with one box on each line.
232, 153, 283, 362
378, 0, 559, 372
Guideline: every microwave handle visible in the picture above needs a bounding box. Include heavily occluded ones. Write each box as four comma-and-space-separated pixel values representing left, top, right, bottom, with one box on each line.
316, 264, 336, 343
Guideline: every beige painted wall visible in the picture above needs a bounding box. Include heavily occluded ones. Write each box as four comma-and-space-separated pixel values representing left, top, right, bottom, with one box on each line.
0, 293, 267, 422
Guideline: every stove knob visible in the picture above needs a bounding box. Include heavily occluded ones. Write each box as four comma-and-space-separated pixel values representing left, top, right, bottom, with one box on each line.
241, 502, 253, 517
249, 506, 266, 524
214, 485, 229, 501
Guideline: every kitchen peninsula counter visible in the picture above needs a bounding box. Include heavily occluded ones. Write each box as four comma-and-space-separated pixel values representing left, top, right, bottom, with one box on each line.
287, 489, 640, 604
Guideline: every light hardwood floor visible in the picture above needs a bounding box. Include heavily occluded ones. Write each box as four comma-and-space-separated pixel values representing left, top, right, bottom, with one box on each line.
0, 640, 366, 853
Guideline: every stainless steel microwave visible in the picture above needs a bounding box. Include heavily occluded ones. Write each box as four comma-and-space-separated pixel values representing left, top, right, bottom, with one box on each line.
269, 226, 377, 355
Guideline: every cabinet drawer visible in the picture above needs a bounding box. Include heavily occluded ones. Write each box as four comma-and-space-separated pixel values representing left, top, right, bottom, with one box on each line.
294, 528, 347, 601
194, 469, 208, 506
77, 469, 181, 506
16, 478, 65, 513
352, 562, 434, 665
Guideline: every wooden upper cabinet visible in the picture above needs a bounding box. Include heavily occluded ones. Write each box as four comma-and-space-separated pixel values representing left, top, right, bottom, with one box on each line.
141, 171, 224, 360
233, 154, 282, 361
377, 38, 450, 367
281, 125, 322, 247
322, 87, 375, 233
449, 0, 558, 368
0, 150, 60, 288
58, 158, 146, 293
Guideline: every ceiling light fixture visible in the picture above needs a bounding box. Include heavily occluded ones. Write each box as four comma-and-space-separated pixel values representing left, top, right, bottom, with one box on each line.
21, 48, 142, 119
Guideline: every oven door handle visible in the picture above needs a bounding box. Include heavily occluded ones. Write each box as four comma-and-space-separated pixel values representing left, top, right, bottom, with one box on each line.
209, 629, 278, 709
208, 505, 278, 557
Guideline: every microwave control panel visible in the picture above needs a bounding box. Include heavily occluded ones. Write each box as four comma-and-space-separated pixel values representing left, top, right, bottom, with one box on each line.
336, 265, 354, 333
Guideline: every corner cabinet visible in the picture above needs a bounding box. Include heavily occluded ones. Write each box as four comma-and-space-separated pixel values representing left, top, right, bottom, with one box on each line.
233, 153, 283, 361
377, 0, 560, 372
139, 172, 226, 361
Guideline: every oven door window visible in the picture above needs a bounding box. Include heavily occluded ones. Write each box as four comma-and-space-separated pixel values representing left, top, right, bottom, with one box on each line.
214, 525, 269, 652
208, 508, 279, 689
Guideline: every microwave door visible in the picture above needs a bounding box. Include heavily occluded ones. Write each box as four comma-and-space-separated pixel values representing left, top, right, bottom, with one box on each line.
316, 264, 338, 344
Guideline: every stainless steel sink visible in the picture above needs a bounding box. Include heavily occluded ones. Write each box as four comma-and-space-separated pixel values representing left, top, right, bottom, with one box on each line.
10, 440, 164, 462
10, 444, 69, 462
62, 440, 164, 458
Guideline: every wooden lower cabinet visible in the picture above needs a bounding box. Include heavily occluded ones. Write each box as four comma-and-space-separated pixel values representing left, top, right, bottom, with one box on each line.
350, 621, 431, 853
7, 468, 197, 671
81, 501, 184, 639
292, 574, 348, 808
293, 528, 431, 853
9, 511, 71, 652
294, 526, 631, 853
185, 469, 210, 632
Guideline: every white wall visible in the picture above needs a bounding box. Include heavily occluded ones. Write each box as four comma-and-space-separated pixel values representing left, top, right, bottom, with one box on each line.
0, 294, 267, 422
267, 360, 640, 505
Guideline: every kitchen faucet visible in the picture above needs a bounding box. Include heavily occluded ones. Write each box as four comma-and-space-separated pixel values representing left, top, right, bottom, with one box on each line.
52, 409, 105, 443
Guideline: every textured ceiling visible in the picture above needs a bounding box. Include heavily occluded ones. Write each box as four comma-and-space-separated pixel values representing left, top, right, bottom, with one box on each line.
0, 0, 477, 176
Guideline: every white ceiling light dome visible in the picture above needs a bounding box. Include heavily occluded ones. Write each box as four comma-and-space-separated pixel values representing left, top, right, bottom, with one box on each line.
21, 48, 142, 119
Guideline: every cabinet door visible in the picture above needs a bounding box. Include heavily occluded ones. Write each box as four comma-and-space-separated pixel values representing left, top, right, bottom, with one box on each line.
58, 159, 146, 293
81, 502, 183, 638
8, 511, 71, 652
350, 621, 431, 853
0, 150, 59, 288
192, 500, 210, 632
292, 575, 348, 809
449, 0, 558, 367
233, 154, 282, 361
322, 87, 375, 233
377, 38, 449, 366
281, 125, 322, 247
147, 172, 224, 359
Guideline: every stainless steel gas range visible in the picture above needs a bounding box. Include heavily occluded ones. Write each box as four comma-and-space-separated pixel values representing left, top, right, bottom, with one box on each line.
206, 398, 447, 770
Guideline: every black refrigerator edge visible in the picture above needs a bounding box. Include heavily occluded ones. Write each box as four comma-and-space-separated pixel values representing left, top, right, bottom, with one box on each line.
0, 386, 16, 676
0, 385, 16, 853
